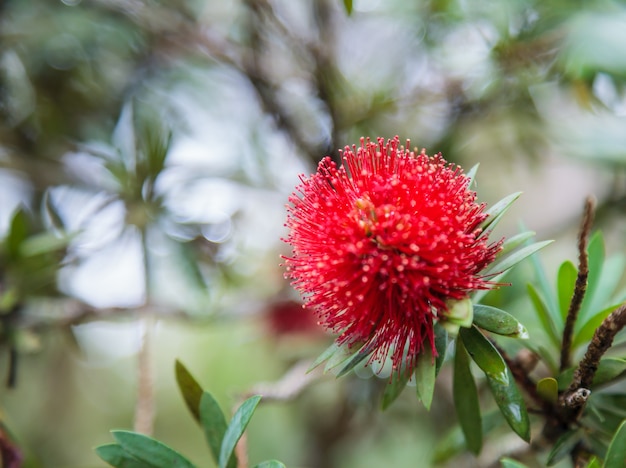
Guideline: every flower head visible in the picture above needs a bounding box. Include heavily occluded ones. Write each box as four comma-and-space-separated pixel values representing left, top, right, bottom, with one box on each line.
283, 136, 502, 374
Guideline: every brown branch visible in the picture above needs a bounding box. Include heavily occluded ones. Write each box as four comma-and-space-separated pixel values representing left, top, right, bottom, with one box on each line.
561, 303, 626, 411
560, 197, 596, 372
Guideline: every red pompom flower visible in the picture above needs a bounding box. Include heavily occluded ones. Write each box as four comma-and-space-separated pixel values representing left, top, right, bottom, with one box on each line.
283, 136, 502, 374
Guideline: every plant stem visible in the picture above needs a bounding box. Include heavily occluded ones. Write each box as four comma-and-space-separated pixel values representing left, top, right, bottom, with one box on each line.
134, 226, 155, 435
559, 197, 595, 372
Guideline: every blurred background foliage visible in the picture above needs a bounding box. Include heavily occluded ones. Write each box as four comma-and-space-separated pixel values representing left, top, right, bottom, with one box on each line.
2, 0, 626, 466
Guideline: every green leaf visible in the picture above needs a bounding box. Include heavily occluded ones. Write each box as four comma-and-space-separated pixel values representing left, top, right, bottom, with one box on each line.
336, 342, 375, 377
343, 0, 353, 15
528, 244, 560, 327
175, 360, 203, 423
465, 163, 479, 188
536, 378, 558, 405
526, 283, 561, 348
461, 326, 530, 442
43, 190, 65, 231
453, 337, 482, 454
20, 232, 73, 257
434, 324, 448, 376
253, 461, 286, 468
480, 192, 522, 232
586, 456, 601, 468
219, 395, 262, 468
473, 305, 528, 339
484, 240, 553, 277
557, 260, 578, 321
605, 420, 626, 468
546, 428, 582, 466
415, 346, 436, 410
497, 231, 536, 259
111, 431, 195, 468
441, 297, 473, 335
381, 369, 411, 411
573, 303, 621, 349
578, 231, 605, 325
95, 444, 146, 468
557, 358, 626, 390
307, 341, 340, 373
500, 457, 530, 468
199, 392, 234, 468
5, 208, 29, 260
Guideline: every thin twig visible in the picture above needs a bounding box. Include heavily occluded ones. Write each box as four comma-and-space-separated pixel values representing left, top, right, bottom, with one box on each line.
563, 303, 626, 401
559, 197, 596, 372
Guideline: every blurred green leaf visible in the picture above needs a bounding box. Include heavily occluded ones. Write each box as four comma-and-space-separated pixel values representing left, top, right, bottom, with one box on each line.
498, 231, 536, 259
466, 163, 479, 188
95, 444, 146, 468
573, 303, 621, 349
253, 461, 286, 468
415, 346, 436, 410
536, 378, 558, 405
175, 360, 203, 423
473, 304, 528, 338
19, 232, 73, 257
586, 456, 601, 468
528, 242, 560, 328
578, 232, 606, 325
453, 337, 482, 454
546, 429, 582, 466
557, 260, 577, 321
526, 283, 560, 349
479, 192, 522, 233
343, 0, 353, 15
461, 326, 530, 442
605, 419, 626, 468
500, 457, 529, 468
558, 358, 626, 391
219, 395, 262, 468
111, 431, 195, 468
308, 341, 340, 373
434, 323, 448, 376
112, 103, 137, 173
43, 190, 64, 231
484, 240, 553, 277
336, 342, 375, 377
200, 392, 234, 468
5, 208, 29, 260
381, 369, 411, 411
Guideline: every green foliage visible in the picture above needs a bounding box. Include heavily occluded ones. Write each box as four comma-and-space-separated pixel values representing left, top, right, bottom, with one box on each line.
453, 338, 482, 455
414, 346, 436, 411
96, 361, 280, 468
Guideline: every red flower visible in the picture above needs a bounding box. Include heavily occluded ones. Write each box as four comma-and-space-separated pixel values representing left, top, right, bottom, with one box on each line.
283, 136, 502, 374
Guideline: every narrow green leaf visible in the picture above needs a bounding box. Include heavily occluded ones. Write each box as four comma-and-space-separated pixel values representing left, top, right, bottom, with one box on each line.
546, 429, 582, 466
219, 396, 262, 468
497, 231, 536, 259
415, 346, 436, 410
453, 337, 482, 454
461, 326, 530, 442
557, 358, 626, 390
307, 341, 340, 373
484, 240, 553, 277
473, 305, 528, 339
253, 461, 286, 468
557, 261, 578, 321
480, 192, 522, 232
573, 303, 620, 349
381, 369, 411, 410
6, 208, 28, 260
605, 420, 626, 468
323, 342, 358, 373
343, 0, 353, 15
112, 431, 195, 468
465, 163, 479, 188
20, 232, 73, 257
95, 444, 147, 468
43, 190, 65, 231
526, 283, 561, 347
434, 324, 448, 376
500, 457, 530, 468
586, 456, 602, 468
175, 360, 203, 423
199, 392, 234, 468
536, 378, 558, 405
336, 342, 375, 377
